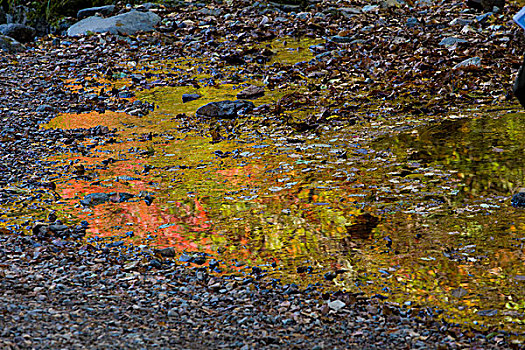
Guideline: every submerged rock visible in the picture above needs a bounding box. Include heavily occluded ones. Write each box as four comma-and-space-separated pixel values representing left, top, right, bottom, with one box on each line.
80, 192, 134, 206
80, 193, 110, 206
196, 100, 254, 119
68, 10, 161, 36
182, 93, 201, 103
453, 57, 481, 70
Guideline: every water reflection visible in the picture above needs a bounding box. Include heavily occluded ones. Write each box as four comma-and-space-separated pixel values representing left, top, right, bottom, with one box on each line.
377, 114, 524, 198
39, 46, 525, 334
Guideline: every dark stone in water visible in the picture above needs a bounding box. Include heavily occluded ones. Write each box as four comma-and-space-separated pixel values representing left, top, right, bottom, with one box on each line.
144, 195, 154, 206
80, 192, 134, 206
196, 100, 254, 119
192, 256, 206, 265
182, 93, 201, 103
208, 259, 219, 269
345, 213, 379, 239
511, 192, 525, 208
80, 193, 110, 206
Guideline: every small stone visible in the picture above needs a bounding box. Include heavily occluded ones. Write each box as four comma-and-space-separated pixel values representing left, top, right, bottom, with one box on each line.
36, 104, 54, 112
182, 93, 201, 103
328, 300, 346, 312
511, 192, 525, 208
453, 57, 481, 70
439, 37, 468, 47
80, 193, 110, 206
156, 247, 176, 257
195, 100, 254, 119
406, 17, 420, 28
237, 85, 264, 99
191, 255, 206, 265
149, 259, 162, 269
167, 308, 178, 317
144, 195, 154, 206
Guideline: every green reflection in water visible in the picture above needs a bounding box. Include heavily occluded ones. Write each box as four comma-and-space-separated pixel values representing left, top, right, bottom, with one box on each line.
369, 113, 524, 331
376, 114, 524, 199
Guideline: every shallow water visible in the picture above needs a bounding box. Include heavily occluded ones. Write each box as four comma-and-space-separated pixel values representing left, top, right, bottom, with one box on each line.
35, 37, 525, 333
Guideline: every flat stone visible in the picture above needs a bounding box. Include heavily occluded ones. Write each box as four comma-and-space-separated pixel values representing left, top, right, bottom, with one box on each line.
182, 93, 201, 103
439, 37, 467, 47
196, 100, 254, 119
237, 85, 264, 99
48, 224, 69, 233
68, 10, 161, 36
453, 57, 481, 70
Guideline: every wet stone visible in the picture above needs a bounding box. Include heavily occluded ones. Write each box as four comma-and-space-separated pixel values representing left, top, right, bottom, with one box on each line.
511, 192, 525, 208
195, 100, 255, 119
156, 247, 175, 257
182, 93, 201, 103
237, 85, 265, 100
330, 35, 355, 43
80, 193, 110, 206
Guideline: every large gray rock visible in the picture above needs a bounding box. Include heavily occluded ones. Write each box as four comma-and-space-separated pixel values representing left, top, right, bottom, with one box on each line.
196, 100, 255, 119
0, 34, 24, 53
77, 5, 116, 19
0, 23, 35, 43
67, 10, 161, 36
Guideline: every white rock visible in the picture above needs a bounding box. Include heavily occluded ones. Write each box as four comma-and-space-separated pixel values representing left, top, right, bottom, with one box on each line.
328, 300, 346, 312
